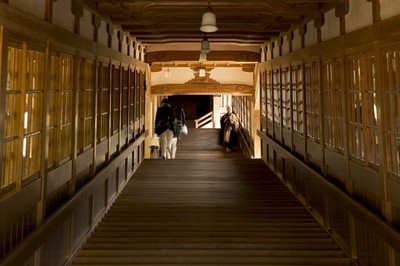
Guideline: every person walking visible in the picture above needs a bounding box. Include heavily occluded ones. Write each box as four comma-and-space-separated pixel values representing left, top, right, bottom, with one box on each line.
219, 106, 239, 152
155, 98, 175, 159
166, 103, 186, 159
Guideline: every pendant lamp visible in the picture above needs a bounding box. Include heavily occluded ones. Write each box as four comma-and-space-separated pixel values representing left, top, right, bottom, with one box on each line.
200, 35, 211, 54
164, 68, 171, 78
199, 68, 206, 77
199, 52, 207, 62
200, 2, 218, 33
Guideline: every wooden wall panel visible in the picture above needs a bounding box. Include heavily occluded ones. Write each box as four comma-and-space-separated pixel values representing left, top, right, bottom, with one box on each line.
46, 161, 72, 196
324, 149, 347, 187
258, 132, 400, 266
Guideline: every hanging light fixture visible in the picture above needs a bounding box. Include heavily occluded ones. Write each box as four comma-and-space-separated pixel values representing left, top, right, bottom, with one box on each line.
200, 1, 218, 33
199, 68, 206, 77
200, 35, 211, 54
164, 68, 171, 78
199, 52, 207, 62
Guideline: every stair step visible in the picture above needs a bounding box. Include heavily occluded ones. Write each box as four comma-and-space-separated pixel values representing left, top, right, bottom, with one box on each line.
87, 237, 335, 244
94, 226, 326, 233
77, 249, 346, 257
82, 242, 342, 251
71, 129, 352, 266
90, 231, 330, 238
72, 256, 351, 265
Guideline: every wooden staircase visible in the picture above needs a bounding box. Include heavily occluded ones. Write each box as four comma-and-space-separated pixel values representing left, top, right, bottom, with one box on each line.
71, 129, 353, 265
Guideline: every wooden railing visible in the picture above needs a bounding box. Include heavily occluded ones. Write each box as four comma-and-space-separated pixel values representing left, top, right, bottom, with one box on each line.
0, 133, 147, 266
194, 111, 213, 128
258, 130, 400, 265
236, 127, 254, 159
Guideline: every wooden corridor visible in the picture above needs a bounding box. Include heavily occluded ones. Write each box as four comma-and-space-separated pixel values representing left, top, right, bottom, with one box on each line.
71, 129, 353, 265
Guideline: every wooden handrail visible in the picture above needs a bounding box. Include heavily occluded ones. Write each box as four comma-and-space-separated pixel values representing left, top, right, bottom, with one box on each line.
236, 127, 253, 158
194, 111, 213, 128
0, 132, 147, 266
257, 130, 400, 254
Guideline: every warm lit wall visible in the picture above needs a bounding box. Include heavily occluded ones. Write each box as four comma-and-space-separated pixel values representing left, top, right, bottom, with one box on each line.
151, 67, 253, 86
0, 1, 148, 265
258, 0, 400, 265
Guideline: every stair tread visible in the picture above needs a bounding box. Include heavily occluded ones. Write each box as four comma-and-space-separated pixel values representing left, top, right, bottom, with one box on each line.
71, 129, 352, 266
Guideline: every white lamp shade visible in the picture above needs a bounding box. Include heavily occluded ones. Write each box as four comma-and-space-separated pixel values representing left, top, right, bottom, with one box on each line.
200, 7, 218, 33
199, 69, 206, 77
200, 37, 211, 53
164, 68, 171, 78
199, 52, 207, 61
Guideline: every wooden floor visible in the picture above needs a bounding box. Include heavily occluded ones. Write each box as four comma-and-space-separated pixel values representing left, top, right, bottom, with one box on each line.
71, 128, 352, 265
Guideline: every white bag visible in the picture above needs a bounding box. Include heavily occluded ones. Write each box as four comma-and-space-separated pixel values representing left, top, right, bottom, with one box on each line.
181, 125, 188, 135
149, 134, 160, 149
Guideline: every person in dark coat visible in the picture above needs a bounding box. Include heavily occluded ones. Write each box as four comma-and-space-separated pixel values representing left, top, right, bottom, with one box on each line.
155, 98, 175, 159
219, 106, 239, 152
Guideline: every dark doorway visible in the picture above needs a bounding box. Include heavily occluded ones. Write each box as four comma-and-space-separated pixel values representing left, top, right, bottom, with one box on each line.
168, 95, 212, 126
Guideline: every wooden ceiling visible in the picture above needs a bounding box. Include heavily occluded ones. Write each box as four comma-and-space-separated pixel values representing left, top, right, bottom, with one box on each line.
79, 0, 342, 45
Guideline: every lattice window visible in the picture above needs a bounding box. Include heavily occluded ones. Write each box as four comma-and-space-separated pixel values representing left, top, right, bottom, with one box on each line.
347, 53, 378, 165
2, 45, 45, 186
22, 48, 45, 180
260, 71, 266, 118
129, 69, 136, 126
140, 72, 145, 118
112, 65, 120, 134
135, 71, 140, 121
266, 70, 273, 123
292, 64, 304, 134
260, 72, 266, 132
273, 68, 281, 126
2, 45, 22, 188
97, 63, 110, 142
383, 50, 400, 175
305, 61, 320, 142
122, 68, 129, 129
77, 58, 94, 154
322, 59, 344, 153
281, 66, 291, 129
49, 53, 73, 166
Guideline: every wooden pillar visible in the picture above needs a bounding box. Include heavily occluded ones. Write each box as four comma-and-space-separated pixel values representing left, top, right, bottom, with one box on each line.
0, 27, 6, 191
335, 0, 349, 36
45, 0, 53, 22
299, 24, 306, 49
368, 0, 381, 23
314, 14, 325, 44
71, 1, 83, 35
287, 31, 293, 54
213, 95, 221, 128
107, 24, 114, 49
92, 15, 101, 43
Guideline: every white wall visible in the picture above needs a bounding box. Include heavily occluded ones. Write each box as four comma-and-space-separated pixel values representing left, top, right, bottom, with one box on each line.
269, 0, 400, 57
53, 0, 74, 32
151, 67, 253, 86
112, 28, 119, 50
273, 40, 280, 59
80, 9, 93, 41
282, 36, 290, 56
292, 29, 302, 52
10, 0, 46, 19
345, 0, 373, 33
98, 20, 108, 47
322, 9, 340, 42
381, 0, 400, 20
305, 21, 317, 47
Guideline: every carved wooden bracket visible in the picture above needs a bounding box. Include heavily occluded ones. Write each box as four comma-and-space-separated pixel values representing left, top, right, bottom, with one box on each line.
71, 1, 83, 17
151, 84, 254, 96
145, 51, 260, 64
